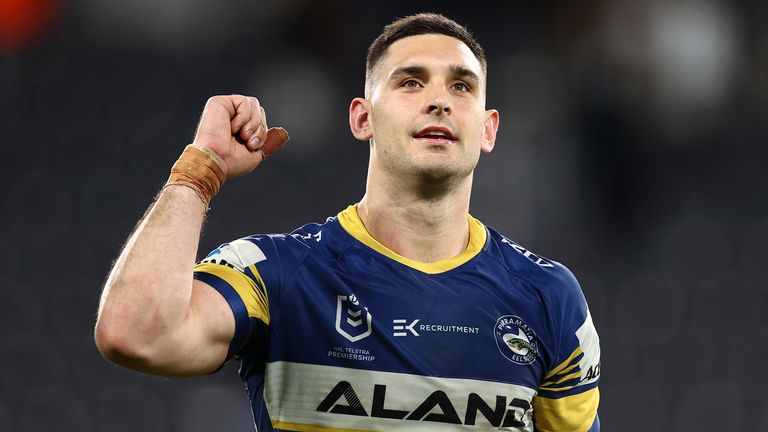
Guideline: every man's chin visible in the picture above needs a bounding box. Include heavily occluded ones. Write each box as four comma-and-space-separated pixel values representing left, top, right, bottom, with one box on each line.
413, 160, 473, 184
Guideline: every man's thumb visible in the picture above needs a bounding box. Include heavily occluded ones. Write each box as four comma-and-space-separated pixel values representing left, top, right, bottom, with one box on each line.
261, 127, 289, 158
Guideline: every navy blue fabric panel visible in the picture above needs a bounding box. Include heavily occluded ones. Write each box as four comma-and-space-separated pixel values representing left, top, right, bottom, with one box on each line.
588, 413, 600, 431
193, 271, 251, 359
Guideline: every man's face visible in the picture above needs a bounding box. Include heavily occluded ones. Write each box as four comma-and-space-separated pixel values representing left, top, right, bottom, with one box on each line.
361, 33, 498, 184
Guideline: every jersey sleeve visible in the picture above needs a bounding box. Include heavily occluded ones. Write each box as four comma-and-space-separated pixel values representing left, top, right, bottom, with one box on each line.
532, 266, 601, 432
193, 234, 307, 361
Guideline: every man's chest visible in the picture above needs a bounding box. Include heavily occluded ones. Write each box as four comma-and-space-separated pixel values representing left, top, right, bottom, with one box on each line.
262, 257, 548, 431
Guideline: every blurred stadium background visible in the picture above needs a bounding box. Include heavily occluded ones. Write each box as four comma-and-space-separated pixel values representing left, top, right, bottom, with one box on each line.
1, 0, 767, 430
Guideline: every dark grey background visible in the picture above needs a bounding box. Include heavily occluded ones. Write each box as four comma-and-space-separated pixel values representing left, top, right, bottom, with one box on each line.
1, 0, 767, 430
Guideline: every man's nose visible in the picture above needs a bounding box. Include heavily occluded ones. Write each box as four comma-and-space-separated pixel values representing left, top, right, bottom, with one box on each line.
428, 103, 450, 114
426, 89, 451, 115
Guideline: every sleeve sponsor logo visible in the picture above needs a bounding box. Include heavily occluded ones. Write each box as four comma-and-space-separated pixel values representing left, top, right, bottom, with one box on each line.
584, 363, 600, 382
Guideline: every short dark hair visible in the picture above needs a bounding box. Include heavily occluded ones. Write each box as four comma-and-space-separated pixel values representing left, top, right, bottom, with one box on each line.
365, 13, 486, 94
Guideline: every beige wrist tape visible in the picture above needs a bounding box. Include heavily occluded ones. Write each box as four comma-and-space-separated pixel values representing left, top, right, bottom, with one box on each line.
165, 145, 226, 205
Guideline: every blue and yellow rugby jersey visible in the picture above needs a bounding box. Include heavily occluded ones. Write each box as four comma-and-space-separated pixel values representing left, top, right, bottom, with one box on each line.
194, 205, 601, 432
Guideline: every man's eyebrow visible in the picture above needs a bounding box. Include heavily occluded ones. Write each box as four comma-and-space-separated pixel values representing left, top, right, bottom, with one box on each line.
450, 65, 481, 84
388, 65, 428, 80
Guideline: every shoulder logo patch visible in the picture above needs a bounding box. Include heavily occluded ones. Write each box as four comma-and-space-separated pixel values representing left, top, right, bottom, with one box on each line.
201, 239, 267, 272
495, 315, 538, 365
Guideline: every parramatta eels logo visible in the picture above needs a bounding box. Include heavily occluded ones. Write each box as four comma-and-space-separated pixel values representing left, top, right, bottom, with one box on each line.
335, 294, 373, 342
495, 315, 538, 365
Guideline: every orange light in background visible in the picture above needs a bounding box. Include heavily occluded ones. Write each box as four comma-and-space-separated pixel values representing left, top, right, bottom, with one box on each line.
0, 0, 58, 52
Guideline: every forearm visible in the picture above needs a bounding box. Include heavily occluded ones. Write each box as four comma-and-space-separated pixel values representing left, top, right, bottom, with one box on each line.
95, 184, 206, 363
94, 95, 288, 375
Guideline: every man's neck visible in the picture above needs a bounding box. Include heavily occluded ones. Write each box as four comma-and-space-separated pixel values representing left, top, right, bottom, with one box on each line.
357, 176, 473, 263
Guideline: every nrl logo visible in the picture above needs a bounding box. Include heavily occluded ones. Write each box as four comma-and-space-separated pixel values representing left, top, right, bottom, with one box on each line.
335, 294, 373, 342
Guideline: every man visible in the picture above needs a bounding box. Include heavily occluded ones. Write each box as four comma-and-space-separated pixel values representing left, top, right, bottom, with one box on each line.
95, 12, 600, 432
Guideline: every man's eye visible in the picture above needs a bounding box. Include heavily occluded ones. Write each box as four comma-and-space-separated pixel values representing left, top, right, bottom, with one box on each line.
402, 79, 421, 88
453, 82, 470, 92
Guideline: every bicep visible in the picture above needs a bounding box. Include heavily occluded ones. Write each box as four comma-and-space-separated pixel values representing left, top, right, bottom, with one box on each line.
151, 279, 235, 377
188, 279, 237, 370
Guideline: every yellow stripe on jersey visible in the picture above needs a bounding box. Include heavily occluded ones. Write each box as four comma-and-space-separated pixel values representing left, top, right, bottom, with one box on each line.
532, 387, 600, 432
541, 370, 582, 387
195, 262, 270, 325
544, 346, 583, 379
547, 361, 579, 380
271, 421, 374, 432
246, 263, 268, 308
338, 204, 487, 274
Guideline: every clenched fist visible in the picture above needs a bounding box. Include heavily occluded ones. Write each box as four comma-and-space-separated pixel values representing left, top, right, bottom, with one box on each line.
192, 95, 289, 179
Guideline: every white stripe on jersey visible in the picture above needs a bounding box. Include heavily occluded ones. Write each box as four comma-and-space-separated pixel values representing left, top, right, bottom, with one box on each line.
575, 311, 600, 386
264, 361, 537, 431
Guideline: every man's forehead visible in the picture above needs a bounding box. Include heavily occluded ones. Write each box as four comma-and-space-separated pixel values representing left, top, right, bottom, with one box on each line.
379, 33, 484, 77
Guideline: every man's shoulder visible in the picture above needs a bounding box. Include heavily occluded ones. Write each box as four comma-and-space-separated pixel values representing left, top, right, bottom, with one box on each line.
482, 226, 581, 298
481, 226, 591, 341
287, 215, 341, 245
201, 214, 348, 269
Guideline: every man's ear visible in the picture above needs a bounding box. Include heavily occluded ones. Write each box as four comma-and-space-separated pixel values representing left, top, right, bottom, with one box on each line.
349, 98, 373, 141
481, 109, 499, 153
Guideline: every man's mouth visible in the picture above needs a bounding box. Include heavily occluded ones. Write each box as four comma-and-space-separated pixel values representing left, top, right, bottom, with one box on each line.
413, 126, 458, 144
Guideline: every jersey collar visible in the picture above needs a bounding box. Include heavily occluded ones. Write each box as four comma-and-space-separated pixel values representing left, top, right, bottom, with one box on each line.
337, 204, 487, 274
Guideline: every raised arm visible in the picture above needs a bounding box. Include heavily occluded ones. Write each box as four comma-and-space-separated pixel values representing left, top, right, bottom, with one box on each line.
94, 95, 288, 377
